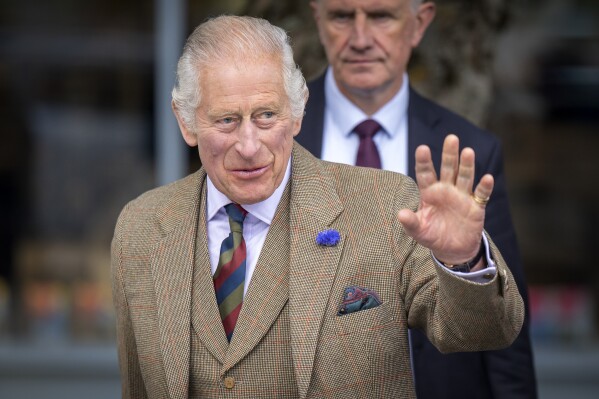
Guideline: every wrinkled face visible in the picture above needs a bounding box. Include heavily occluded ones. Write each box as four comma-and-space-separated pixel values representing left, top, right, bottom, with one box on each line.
312, 0, 431, 103
175, 56, 301, 205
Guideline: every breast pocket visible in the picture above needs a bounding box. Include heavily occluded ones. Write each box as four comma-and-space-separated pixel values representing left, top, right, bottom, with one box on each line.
334, 301, 396, 336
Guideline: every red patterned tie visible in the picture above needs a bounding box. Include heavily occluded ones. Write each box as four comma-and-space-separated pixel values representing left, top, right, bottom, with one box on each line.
213, 203, 248, 342
354, 119, 382, 168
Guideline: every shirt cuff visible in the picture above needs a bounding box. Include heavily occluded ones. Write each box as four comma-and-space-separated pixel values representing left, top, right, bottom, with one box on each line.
432, 234, 497, 283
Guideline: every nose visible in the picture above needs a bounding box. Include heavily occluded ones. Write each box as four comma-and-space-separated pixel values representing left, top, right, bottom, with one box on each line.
349, 13, 373, 51
235, 119, 261, 159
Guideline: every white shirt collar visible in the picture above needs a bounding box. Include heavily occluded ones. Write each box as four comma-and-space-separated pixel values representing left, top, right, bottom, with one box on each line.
206, 157, 292, 225
324, 66, 410, 138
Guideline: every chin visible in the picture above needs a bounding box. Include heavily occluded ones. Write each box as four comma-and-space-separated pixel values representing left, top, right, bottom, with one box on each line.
229, 175, 280, 205
232, 190, 271, 205
342, 75, 382, 91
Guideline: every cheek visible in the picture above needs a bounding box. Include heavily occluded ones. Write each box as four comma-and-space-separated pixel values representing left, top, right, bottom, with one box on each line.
323, 28, 345, 53
394, 23, 416, 49
200, 134, 230, 155
378, 31, 410, 61
264, 128, 294, 161
197, 137, 231, 169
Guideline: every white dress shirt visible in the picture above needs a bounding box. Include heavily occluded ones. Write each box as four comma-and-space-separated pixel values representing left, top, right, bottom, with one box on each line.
321, 67, 409, 174
206, 158, 291, 297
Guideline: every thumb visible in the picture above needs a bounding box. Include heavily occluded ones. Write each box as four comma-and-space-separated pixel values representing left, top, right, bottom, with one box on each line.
398, 209, 420, 237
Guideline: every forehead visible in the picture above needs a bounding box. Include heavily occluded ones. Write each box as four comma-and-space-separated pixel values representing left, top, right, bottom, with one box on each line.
319, 0, 409, 9
199, 57, 287, 110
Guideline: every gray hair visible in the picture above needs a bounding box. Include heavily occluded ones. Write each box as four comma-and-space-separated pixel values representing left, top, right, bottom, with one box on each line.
412, 0, 424, 11
315, 0, 424, 12
172, 15, 308, 130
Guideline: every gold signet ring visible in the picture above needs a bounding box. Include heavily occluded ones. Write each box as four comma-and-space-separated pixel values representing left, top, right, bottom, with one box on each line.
471, 193, 490, 207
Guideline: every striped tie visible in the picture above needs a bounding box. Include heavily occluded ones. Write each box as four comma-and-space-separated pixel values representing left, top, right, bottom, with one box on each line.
213, 203, 248, 342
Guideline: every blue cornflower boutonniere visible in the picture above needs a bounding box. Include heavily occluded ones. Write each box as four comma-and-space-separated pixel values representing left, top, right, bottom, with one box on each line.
316, 229, 340, 247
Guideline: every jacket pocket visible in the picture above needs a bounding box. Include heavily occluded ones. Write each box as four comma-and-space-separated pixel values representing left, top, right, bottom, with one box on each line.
334, 301, 395, 335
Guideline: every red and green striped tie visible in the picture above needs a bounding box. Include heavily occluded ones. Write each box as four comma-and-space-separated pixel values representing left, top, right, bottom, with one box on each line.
213, 203, 248, 342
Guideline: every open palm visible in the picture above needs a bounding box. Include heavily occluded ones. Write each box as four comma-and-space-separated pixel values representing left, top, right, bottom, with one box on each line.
398, 134, 494, 265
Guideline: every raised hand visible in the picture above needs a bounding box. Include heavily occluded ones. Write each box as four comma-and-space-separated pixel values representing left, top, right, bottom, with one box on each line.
398, 134, 494, 265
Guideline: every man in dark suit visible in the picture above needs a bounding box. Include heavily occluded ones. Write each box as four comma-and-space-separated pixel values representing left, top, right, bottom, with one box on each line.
297, 1, 537, 398
112, 15, 524, 399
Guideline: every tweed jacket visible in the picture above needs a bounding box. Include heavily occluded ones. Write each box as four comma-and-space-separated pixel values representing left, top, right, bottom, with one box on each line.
111, 143, 524, 399
297, 73, 536, 398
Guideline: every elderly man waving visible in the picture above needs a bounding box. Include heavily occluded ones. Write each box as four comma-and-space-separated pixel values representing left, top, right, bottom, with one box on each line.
111, 15, 523, 399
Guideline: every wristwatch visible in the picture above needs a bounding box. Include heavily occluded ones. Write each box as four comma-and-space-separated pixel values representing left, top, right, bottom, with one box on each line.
441, 240, 485, 273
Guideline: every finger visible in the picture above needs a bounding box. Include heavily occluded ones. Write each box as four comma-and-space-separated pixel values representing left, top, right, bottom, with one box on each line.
397, 209, 421, 238
414, 145, 437, 190
439, 134, 460, 184
472, 174, 494, 207
456, 147, 475, 193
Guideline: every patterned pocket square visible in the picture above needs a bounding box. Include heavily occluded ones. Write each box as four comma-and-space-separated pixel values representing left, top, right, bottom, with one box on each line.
337, 285, 382, 316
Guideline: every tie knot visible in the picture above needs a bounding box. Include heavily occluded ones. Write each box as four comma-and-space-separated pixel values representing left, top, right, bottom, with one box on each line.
353, 119, 381, 139
225, 203, 247, 226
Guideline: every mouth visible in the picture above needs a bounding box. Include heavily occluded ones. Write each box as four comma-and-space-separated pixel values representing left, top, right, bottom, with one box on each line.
229, 165, 270, 179
344, 58, 380, 65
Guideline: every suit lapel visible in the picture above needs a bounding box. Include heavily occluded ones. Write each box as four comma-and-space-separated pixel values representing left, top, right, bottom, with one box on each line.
150, 170, 205, 399
288, 144, 345, 399
221, 181, 292, 372
190, 180, 229, 363
297, 73, 326, 157
407, 87, 443, 179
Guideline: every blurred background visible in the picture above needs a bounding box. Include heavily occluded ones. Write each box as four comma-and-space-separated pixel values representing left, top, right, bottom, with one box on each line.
0, 0, 598, 398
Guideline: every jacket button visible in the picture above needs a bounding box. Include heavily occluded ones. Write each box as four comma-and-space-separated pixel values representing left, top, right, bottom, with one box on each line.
224, 376, 235, 389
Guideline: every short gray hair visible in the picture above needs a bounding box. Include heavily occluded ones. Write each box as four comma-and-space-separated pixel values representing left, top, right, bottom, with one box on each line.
315, 0, 424, 12
412, 0, 424, 11
172, 15, 308, 130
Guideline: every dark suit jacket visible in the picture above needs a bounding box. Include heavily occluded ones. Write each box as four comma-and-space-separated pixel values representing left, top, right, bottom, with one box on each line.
296, 74, 537, 399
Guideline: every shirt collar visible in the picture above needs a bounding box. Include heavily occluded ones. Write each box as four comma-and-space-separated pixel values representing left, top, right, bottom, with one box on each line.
324, 66, 410, 138
206, 157, 292, 226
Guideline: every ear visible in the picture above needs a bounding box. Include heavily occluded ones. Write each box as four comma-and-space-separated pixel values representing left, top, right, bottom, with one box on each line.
172, 101, 198, 147
293, 91, 309, 138
310, 1, 320, 23
411, 2, 436, 48
311, 1, 328, 45
292, 117, 303, 138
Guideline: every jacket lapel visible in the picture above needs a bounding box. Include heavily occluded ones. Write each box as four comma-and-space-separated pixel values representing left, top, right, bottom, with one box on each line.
150, 170, 206, 399
221, 181, 292, 372
407, 87, 443, 179
190, 179, 230, 363
287, 144, 345, 399
297, 73, 326, 157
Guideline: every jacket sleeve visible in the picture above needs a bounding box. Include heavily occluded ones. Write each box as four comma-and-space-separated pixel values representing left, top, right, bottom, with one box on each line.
396, 177, 525, 354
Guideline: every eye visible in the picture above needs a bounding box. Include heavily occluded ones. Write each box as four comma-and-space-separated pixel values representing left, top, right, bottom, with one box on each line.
214, 115, 239, 131
329, 11, 354, 23
254, 110, 278, 128
255, 110, 276, 121
369, 11, 394, 23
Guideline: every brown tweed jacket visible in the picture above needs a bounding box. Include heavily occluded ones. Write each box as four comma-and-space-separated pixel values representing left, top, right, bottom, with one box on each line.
111, 142, 524, 399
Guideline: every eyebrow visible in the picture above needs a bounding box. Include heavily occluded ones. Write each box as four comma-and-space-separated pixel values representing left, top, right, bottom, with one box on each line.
206, 102, 283, 117
327, 9, 355, 17
206, 107, 240, 118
